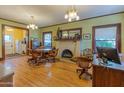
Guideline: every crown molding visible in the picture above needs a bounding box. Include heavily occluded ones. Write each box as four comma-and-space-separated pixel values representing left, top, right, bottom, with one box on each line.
39, 11, 124, 29
0, 17, 27, 25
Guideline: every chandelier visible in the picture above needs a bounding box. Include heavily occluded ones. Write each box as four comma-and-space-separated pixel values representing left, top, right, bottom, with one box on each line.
27, 16, 38, 30
64, 6, 80, 22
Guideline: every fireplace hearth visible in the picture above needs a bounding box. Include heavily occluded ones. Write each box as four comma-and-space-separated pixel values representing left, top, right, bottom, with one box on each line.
61, 49, 73, 58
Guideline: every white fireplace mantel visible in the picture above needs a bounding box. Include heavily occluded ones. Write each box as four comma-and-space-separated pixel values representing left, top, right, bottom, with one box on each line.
56, 41, 81, 57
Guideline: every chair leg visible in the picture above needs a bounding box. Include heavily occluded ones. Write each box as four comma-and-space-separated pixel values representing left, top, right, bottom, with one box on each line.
76, 69, 78, 73
53, 58, 55, 62
33, 59, 38, 66
27, 58, 32, 63
85, 71, 92, 79
36, 59, 40, 66
76, 69, 81, 73
27, 58, 33, 65
79, 69, 85, 79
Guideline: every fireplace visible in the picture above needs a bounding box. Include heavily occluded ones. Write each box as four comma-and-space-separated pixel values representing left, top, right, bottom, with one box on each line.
61, 49, 73, 58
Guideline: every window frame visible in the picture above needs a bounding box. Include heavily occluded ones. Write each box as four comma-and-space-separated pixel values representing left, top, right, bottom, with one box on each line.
92, 23, 121, 53
42, 32, 52, 48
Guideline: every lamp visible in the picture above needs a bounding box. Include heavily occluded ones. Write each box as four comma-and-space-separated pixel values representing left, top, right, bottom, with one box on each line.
64, 6, 80, 22
27, 16, 38, 30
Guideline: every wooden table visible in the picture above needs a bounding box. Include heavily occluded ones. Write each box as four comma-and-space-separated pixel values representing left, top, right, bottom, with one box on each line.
0, 63, 14, 87
35, 48, 52, 56
35, 48, 52, 53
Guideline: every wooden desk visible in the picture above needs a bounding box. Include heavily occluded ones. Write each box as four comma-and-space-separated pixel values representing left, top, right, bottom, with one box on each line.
0, 63, 14, 87
92, 55, 124, 87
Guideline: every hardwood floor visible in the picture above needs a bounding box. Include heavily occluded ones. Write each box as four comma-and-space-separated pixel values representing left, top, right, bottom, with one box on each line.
0, 56, 92, 87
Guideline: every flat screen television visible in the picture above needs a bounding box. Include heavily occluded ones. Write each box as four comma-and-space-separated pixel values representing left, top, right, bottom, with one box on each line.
96, 47, 121, 64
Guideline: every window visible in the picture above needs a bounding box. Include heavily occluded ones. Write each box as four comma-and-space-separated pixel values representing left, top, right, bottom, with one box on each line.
43, 32, 52, 48
5, 35, 12, 42
93, 24, 121, 52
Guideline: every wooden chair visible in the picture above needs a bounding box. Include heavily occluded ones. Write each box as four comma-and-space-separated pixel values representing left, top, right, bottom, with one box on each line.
76, 57, 92, 79
27, 49, 42, 66
83, 48, 93, 60
46, 49, 59, 62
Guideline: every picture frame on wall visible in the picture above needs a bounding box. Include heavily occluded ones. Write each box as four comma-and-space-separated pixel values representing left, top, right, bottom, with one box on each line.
83, 33, 91, 40
62, 31, 68, 38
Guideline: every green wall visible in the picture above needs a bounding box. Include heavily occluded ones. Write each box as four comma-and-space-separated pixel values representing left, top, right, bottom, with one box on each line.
1, 13, 123, 58
0, 19, 40, 58
29, 29, 41, 40
40, 13, 124, 53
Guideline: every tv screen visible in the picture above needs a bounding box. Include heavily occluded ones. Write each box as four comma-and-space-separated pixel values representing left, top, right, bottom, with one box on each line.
96, 47, 121, 64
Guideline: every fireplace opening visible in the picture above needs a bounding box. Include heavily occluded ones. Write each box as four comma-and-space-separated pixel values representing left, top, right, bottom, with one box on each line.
61, 49, 73, 58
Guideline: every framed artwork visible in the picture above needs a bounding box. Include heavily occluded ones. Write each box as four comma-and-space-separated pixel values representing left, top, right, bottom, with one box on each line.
62, 31, 68, 38
69, 30, 80, 37
83, 33, 91, 40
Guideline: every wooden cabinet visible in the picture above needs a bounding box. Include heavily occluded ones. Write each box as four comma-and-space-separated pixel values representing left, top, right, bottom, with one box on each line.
109, 69, 122, 87
93, 65, 124, 87
121, 71, 124, 86
93, 65, 109, 87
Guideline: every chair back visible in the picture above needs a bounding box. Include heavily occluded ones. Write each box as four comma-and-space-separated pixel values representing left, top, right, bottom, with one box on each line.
31, 50, 41, 58
28, 48, 33, 54
49, 49, 58, 57
53, 49, 59, 57
77, 57, 92, 69
83, 48, 93, 60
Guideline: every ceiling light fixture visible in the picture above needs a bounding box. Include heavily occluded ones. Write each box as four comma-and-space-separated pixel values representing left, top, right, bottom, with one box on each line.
64, 6, 80, 22
27, 16, 38, 30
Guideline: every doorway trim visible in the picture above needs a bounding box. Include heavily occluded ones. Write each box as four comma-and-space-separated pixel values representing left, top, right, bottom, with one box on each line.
1, 24, 29, 60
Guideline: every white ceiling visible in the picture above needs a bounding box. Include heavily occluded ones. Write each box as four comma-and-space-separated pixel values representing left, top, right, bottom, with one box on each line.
0, 5, 123, 27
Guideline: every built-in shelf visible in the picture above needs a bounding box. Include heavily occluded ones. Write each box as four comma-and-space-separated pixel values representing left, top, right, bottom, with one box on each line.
54, 27, 82, 41
54, 37, 81, 41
